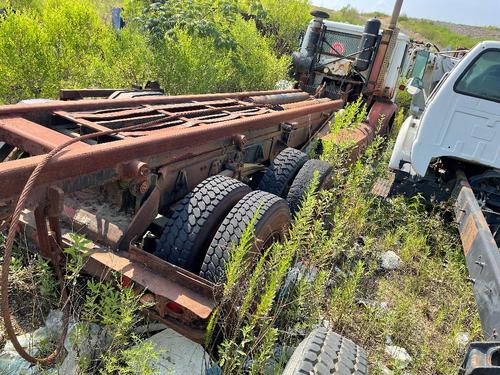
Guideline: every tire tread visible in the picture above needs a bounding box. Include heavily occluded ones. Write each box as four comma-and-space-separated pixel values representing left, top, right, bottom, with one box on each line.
283, 328, 368, 375
154, 175, 250, 271
258, 148, 308, 197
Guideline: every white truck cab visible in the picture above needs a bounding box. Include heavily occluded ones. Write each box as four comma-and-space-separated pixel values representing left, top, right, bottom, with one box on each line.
390, 41, 500, 177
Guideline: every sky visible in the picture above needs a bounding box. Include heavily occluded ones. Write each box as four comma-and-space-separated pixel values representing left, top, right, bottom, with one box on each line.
310, 0, 500, 27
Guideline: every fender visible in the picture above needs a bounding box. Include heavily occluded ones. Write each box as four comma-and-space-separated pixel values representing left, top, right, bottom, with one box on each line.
321, 100, 398, 162
367, 100, 397, 134
389, 115, 420, 171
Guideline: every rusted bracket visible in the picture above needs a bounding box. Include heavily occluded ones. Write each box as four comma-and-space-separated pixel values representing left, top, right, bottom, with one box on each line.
47, 187, 64, 247
117, 168, 174, 251
34, 187, 65, 262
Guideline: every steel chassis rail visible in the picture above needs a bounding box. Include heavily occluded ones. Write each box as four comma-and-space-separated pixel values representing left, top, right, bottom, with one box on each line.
0, 90, 343, 342
454, 172, 500, 374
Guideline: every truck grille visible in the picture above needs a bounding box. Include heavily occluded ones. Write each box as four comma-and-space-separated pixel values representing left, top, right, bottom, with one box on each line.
321, 30, 362, 59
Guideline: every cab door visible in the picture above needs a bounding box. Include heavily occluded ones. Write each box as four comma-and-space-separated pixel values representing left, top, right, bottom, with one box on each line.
439, 49, 500, 168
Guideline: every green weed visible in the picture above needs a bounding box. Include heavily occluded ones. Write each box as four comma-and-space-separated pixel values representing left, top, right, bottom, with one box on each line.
211, 99, 480, 375
81, 277, 159, 374
400, 18, 480, 48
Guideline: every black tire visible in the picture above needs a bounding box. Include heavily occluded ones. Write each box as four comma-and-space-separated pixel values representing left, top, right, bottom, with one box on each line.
258, 148, 308, 197
154, 175, 251, 272
199, 190, 291, 283
283, 328, 368, 375
287, 159, 333, 214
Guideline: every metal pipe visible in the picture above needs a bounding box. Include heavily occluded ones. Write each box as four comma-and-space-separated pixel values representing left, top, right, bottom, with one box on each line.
0, 99, 344, 201
389, 0, 404, 29
0, 89, 300, 117
248, 92, 311, 106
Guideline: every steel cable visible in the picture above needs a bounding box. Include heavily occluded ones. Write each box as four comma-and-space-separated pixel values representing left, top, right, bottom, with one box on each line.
1, 113, 179, 364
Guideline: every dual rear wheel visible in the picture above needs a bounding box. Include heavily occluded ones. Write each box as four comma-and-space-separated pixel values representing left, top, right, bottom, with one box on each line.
155, 177, 291, 282
155, 147, 334, 280
153, 148, 366, 375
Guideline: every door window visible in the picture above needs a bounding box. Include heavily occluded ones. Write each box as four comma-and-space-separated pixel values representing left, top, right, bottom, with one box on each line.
411, 50, 430, 81
455, 49, 500, 102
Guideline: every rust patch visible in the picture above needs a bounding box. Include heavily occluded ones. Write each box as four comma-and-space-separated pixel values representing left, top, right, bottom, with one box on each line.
461, 214, 478, 255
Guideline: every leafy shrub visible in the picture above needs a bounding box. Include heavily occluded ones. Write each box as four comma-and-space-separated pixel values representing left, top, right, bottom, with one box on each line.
0, 0, 152, 103
152, 28, 235, 94
129, 0, 289, 94
0, 8, 52, 102
242, 0, 311, 53
0, 0, 293, 103
134, 0, 238, 49
229, 17, 290, 91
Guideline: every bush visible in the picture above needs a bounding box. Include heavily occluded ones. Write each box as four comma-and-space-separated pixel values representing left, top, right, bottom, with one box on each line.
0, 0, 295, 103
243, 0, 311, 53
128, 0, 290, 94
0, 0, 152, 103
0, 8, 52, 102
229, 17, 290, 91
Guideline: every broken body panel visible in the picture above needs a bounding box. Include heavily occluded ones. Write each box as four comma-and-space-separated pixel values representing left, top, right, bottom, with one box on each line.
390, 41, 500, 177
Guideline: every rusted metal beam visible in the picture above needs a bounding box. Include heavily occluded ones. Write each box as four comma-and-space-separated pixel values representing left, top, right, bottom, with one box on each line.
453, 172, 500, 341
0, 117, 89, 154
66, 99, 240, 121
54, 111, 116, 135
84, 247, 216, 319
0, 99, 343, 202
0, 89, 300, 117
248, 92, 311, 105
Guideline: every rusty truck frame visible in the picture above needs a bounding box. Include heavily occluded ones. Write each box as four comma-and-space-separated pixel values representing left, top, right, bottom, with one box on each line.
0, 89, 344, 341
0, 0, 408, 367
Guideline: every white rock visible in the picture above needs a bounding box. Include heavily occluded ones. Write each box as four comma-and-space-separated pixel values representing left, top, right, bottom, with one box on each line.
380, 251, 402, 271
455, 332, 470, 348
3, 327, 49, 357
61, 322, 111, 374
0, 350, 35, 375
381, 366, 394, 375
322, 319, 331, 330
141, 327, 211, 374
59, 351, 79, 375
385, 345, 412, 369
45, 310, 63, 339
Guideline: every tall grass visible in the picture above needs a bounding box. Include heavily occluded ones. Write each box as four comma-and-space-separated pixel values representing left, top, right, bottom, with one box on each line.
212, 101, 481, 374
